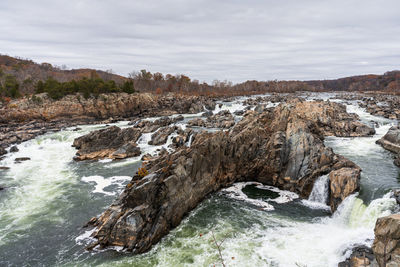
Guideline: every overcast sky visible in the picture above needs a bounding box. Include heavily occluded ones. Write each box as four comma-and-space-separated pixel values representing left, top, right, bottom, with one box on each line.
0, 0, 399, 83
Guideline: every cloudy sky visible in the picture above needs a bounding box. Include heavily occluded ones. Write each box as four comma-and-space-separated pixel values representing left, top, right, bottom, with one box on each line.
0, 0, 399, 83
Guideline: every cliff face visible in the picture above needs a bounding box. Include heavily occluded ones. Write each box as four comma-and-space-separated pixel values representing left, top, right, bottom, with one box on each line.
0, 93, 215, 123
86, 99, 371, 253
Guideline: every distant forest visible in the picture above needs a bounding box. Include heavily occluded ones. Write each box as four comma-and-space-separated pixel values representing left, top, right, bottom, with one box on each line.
0, 54, 399, 100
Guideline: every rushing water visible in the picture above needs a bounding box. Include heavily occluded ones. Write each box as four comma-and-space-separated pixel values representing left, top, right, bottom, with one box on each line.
0, 94, 399, 267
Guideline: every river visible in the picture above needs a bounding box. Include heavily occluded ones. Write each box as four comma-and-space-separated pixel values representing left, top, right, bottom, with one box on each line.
0, 93, 398, 267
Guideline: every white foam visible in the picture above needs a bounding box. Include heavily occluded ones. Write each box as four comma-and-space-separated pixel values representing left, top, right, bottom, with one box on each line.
222, 182, 299, 210
81, 175, 131, 196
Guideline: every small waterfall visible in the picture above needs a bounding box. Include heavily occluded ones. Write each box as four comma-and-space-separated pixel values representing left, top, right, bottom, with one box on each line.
308, 175, 329, 204
186, 134, 194, 147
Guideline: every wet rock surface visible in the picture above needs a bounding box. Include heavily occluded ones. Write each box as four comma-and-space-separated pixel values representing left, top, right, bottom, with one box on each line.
329, 167, 361, 211
86, 99, 366, 253
148, 126, 177, 146
72, 126, 142, 161
372, 214, 400, 267
0, 93, 214, 153
338, 245, 377, 267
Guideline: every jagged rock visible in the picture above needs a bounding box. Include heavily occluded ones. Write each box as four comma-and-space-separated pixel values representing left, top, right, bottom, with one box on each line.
204, 99, 216, 110
10, 146, 19, 152
329, 167, 361, 211
0, 166, 10, 170
338, 245, 377, 267
136, 116, 183, 133
172, 129, 194, 148
87, 100, 366, 253
187, 118, 206, 127
72, 126, 142, 160
372, 214, 400, 267
148, 126, 177, 146
188, 111, 235, 129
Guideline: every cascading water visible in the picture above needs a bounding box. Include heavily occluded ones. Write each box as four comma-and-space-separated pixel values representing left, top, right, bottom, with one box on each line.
308, 175, 330, 204
0, 93, 399, 267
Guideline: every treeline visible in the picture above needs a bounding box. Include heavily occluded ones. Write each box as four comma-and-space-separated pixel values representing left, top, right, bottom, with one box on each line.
129, 69, 315, 95
35, 76, 135, 100
0, 71, 21, 98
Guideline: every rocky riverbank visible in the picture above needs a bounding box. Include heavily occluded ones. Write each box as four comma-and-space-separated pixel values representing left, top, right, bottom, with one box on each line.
0, 93, 216, 156
85, 99, 373, 253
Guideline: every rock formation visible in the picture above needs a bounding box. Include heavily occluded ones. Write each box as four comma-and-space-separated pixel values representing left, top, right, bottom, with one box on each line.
188, 110, 235, 129
372, 214, 400, 267
376, 126, 400, 167
86, 99, 367, 253
72, 126, 142, 161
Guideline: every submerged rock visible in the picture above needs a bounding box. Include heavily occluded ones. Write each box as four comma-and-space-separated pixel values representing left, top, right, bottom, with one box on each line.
72, 126, 142, 161
372, 214, 400, 267
14, 157, 31, 162
87, 99, 367, 253
10, 146, 19, 152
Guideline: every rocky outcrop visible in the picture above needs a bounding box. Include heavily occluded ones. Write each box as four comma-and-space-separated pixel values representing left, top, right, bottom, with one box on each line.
288, 100, 375, 137
376, 126, 400, 167
372, 214, 400, 267
148, 126, 177, 146
0, 93, 214, 124
187, 110, 235, 129
72, 126, 142, 161
377, 126, 400, 154
329, 167, 361, 211
86, 99, 366, 253
338, 245, 377, 267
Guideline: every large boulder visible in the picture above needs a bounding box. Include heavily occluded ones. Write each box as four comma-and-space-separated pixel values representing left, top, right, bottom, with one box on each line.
329, 167, 361, 211
72, 126, 142, 161
372, 214, 400, 267
376, 126, 400, 154
86, 100, 367, 253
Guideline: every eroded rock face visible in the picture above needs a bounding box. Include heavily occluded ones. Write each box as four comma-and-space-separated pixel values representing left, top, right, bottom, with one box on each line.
86, 99, 367, 253
372, 214, 400, 267
329, 167, 361, 211
72, 126, 142, 161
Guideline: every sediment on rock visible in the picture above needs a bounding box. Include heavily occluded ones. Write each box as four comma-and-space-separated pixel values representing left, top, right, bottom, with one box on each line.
86, 99, 367, 253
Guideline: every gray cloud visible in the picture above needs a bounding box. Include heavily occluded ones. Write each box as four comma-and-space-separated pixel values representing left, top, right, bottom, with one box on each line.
0, 0, 399, 83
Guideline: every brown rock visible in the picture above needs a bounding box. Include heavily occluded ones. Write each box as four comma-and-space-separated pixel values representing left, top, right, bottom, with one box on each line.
372, 214, 400, 267
87, 100, 367, 253
329, 167, 361, 211
72, 126, 142, 161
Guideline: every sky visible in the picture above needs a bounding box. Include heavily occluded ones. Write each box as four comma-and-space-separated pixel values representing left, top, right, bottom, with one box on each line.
0, 0, 399, 83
